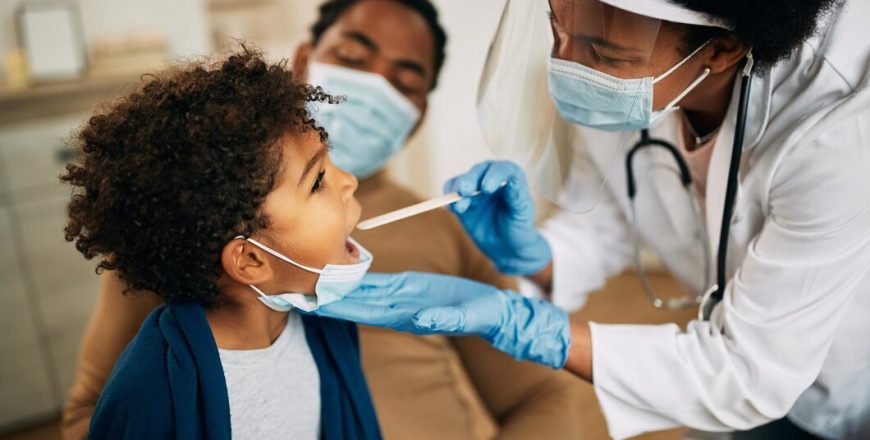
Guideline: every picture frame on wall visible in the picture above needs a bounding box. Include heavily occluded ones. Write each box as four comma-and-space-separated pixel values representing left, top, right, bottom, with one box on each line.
16, 1, 88, 82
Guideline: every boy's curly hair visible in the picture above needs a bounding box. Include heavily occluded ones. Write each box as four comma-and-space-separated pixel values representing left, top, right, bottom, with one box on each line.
62, 45, 337, 306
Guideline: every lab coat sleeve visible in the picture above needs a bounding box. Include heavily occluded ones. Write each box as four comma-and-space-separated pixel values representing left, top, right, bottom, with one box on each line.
590, 111, 870, 438
529, 191, 633, 312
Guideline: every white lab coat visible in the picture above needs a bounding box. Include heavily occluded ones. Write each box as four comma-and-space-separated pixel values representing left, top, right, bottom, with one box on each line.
524, 1, 870, 438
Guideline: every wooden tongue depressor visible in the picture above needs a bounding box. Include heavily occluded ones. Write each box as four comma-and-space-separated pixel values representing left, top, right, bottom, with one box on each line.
356, 191, 480, 230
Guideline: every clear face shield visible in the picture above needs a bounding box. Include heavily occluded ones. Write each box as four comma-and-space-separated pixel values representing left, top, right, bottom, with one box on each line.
478, 0, 668, 214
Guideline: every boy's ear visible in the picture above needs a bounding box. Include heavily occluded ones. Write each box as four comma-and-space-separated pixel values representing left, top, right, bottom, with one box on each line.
221, 238, 272, 285
292, 43, 312, 83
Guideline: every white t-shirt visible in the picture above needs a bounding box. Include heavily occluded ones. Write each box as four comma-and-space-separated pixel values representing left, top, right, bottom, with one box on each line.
218, 312, 321, 440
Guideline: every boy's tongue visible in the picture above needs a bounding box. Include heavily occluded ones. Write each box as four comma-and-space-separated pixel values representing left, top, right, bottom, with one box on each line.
345, 239, 361, 261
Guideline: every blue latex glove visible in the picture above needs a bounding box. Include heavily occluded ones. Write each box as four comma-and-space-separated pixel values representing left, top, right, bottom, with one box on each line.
443, 160, 552, 276
312, 272, 571, 369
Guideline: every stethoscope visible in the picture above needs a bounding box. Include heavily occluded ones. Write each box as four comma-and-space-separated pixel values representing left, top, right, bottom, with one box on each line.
625, 54, 754, 321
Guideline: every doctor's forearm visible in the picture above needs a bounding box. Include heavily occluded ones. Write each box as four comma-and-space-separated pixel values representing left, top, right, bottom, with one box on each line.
563, 320, 593, 382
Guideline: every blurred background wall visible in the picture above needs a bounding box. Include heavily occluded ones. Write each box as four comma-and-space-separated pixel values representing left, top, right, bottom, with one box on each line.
0, 0, 211, 61
0, 0, 505, 196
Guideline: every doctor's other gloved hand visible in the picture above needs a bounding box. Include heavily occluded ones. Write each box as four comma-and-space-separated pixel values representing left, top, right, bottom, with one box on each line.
312, 272, 571, 369
444, 160, 552, 276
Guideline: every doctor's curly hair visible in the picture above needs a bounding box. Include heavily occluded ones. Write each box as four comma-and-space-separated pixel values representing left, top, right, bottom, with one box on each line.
61, 45, 337, 306
676, 0, 841, 71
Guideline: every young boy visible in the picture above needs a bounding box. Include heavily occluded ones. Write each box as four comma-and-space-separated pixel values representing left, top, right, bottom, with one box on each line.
62, 47, 381, 439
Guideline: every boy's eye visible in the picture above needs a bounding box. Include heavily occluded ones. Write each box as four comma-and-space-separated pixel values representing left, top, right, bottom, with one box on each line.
311, 170, 326, 193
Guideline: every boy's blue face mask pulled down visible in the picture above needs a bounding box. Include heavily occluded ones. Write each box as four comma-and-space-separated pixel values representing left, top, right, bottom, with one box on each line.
236, 236, 374, 312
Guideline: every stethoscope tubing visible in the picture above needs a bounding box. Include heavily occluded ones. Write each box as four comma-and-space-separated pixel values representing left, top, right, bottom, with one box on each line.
624, 66, 754, 321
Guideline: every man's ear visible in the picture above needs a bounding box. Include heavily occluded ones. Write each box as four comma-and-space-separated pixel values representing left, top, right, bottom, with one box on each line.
706, 34, 750, 74
221, 238, 272, 285
293, 42, 313, 83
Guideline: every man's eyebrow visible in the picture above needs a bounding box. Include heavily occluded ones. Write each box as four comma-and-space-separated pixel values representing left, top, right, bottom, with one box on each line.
298, 147, 327, 186
572, 33, 638, 52
343, 31, 379, 51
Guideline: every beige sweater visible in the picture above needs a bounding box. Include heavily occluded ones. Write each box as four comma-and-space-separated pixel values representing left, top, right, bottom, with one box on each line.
61, 172, 585, 440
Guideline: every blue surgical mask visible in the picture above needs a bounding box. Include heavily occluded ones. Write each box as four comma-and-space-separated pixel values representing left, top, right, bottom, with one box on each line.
547, 43, 710, 131
236, 236, 374, 312
307, 62, 421, 178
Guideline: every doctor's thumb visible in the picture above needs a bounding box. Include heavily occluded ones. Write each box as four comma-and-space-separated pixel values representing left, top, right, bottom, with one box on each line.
449, 197, 472, 214
413, 307, 466, 333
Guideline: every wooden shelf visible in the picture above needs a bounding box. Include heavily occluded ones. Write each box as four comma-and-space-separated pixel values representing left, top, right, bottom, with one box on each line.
207, 0, 275, 11
0, 74, 141, 127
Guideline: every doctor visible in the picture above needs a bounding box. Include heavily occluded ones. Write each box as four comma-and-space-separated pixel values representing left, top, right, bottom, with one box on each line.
313, 0, 870, 438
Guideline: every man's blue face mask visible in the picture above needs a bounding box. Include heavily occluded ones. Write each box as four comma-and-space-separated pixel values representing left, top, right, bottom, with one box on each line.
546, 42, 711, 132
307, 62, 421, 178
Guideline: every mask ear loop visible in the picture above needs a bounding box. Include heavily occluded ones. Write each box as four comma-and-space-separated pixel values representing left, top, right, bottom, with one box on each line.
249, 283, 278, 303
652, 39, 713, 84
662, 67, 711, 110
651, 39, 715, 114
233, 235, 323, 274
232, 236, 319, 309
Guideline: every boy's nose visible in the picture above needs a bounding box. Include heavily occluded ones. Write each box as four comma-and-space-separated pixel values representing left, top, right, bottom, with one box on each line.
340, 167, 358, 196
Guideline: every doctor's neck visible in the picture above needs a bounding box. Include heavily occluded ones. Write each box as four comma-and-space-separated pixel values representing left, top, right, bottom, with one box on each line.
677, 63, 741, 137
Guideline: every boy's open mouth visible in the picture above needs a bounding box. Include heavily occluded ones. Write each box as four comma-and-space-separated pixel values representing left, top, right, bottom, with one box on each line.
345, 239, 361, 260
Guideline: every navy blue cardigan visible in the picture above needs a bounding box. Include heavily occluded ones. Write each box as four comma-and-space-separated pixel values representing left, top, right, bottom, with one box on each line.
88, 301, 381, 439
